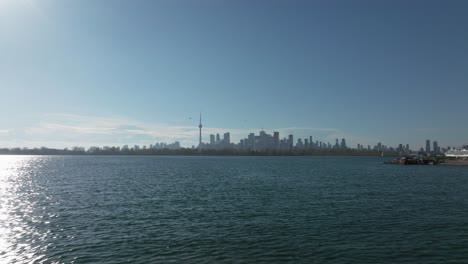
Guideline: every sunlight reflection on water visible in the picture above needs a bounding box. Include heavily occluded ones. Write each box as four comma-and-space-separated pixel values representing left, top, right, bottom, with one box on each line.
0, 156, 49, 264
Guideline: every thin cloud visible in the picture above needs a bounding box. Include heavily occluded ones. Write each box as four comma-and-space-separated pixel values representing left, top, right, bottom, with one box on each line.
2, 113, 363, 148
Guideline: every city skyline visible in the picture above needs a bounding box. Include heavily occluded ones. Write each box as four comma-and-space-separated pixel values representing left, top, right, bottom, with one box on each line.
1, 1, 468, 149
0, 112, 465, 150
0, 122, 452, 156
196, 124, 448, 155
0, 112, 460, 154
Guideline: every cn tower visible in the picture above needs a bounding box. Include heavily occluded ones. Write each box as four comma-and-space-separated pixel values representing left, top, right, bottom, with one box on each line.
198, 113, 202, 149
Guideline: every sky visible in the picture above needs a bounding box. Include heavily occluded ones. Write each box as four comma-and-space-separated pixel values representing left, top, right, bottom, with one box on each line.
1, 0, 468, 149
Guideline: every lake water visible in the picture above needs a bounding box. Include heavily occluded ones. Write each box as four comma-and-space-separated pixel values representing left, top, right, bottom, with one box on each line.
0, 156, 467, 263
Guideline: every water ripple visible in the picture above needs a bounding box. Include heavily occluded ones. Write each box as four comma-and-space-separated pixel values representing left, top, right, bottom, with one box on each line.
0, 156, 467, 263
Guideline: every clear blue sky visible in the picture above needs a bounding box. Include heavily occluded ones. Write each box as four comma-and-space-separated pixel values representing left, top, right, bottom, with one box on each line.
1, 0, 467, 149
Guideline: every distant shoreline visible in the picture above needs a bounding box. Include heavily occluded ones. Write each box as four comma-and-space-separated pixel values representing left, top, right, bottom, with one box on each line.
0, 148, 394, 157
0, 153, 391, 157
439, 159, 468, 166
385, 156, 468, 166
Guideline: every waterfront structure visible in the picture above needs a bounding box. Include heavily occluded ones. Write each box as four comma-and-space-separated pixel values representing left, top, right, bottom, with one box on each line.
445, 146, 468, 157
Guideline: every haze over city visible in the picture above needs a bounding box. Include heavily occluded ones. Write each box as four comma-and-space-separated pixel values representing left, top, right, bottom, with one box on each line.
1, 0, 468, 149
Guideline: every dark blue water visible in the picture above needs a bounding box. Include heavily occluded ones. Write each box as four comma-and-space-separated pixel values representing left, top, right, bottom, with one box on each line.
0, 156, 467, 263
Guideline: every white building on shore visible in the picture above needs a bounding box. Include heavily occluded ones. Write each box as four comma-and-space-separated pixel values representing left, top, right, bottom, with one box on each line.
445, 146, 468, 157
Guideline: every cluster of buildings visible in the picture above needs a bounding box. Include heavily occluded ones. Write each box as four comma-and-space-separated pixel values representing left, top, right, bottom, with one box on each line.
201, 130, 349, 151
422, 139, 442, 155
415, 139, 468, 157
88, 142, 182, 153
199, 129, 425, 154
87, 116, 463, 156
194, 115, 468, 156
122, 142, 181, 151
196, 115, 413, 153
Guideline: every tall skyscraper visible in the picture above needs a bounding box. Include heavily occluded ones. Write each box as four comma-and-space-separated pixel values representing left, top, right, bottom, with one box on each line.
210, 134, 215, 145
248, 133, 255, 149
198, 113, 202, 149
433, 141, 439, 154
288, 134, 294, 150
223, 132, 230, 146
273, 132, 280, 149
297, 138, 303, 149
341, 138, 347, 149
259, 131, 266, 149
426, 139, 431, 154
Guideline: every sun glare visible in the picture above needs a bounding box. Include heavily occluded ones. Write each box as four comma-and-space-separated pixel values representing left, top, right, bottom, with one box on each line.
0, 0, 37, 10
